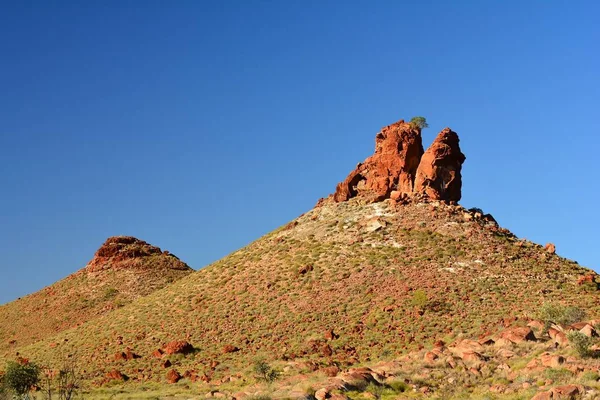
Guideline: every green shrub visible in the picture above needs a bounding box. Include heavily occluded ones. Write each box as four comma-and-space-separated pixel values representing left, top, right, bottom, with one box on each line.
566, 331, 593, 358
4, 361, 40, 399
365, 382, 385, 399
253, 360, 279, 383
544, 367, 573, 381
103, 287, 119, 299
0, 374, 8, 400
538, 303, 586, 331
580, 370, 600, 382
409, 116, 429, 129
410, 289, 428, 310
388, 379, 409, 393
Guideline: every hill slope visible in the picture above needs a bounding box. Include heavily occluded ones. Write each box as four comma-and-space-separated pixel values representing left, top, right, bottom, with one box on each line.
7, 120, 600, 398
16, 199, 600, 383
0, 236, 193, 357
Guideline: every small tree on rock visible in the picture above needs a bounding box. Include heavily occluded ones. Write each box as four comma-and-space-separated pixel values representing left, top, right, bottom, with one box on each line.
409, 116, 429, 130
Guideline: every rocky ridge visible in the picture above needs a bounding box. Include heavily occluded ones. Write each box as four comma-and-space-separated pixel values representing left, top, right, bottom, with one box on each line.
86, 236, 190, 272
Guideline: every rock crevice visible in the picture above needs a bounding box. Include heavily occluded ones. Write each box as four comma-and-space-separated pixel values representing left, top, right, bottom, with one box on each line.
332, 119, 465, 203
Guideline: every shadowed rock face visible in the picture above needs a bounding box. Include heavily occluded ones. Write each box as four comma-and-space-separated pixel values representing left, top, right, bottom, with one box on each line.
414, 128, 466, 202
332, 120, 465, 203
333, 120, 424, 202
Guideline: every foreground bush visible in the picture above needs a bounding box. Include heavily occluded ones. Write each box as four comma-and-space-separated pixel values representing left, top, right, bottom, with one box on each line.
567, 331, 594, 358
4, 361, 40, 400
253, 360, 279, 383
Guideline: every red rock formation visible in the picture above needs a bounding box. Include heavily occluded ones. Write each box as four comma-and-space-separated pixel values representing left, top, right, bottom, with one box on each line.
414, 128, 466, 202
86, 236, 190, 272
331, 120, 466, 203
333, 120, 424, 202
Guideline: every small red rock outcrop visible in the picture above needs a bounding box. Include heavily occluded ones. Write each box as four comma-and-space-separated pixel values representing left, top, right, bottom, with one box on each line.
332, 119, 465, 204
414, 128, 466, 202
166, 369, 182, 384
86, 236, 191, 272
105, 369, 126, 382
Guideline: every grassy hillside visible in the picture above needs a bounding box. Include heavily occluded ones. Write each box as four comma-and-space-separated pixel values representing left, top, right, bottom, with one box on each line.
0, 236, 193, 357
11, 199, 599, 397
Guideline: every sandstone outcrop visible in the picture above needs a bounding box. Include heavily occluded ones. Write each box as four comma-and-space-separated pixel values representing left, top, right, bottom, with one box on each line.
332, 119, 465, 203
414, 128, 466, 201
86, 236, 191, 272
334, 119, 423, 202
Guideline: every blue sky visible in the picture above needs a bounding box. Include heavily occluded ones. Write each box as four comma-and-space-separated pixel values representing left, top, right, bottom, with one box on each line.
1, 1, 598, 304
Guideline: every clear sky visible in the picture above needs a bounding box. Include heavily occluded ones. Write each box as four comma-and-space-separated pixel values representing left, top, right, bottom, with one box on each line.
1, 1, 598, 304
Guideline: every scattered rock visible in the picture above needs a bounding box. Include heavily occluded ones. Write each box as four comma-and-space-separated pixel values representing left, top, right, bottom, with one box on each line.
163, 340, 194, 355
550, 384, 582, 399
424, 351, 438, 363
152, 349, 164, 358
499, 327, 536, 344
324, 329, 339, 341
222, 345, 239, 354
544, 243, 556, 254
531, 391, 553, 400
527, 320, 545, 332
105, 369, 126, 382
321, 344, 333, 357
577, 274, 597, 286
114, 349, 139, 361
449, 339, 484, 358
166, 369, 181, 384
540, 353, 565, 368
298, 265, 314, 275
362, 217, 387, 232
315, 388, 329, 400
321, 365, 340, 377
